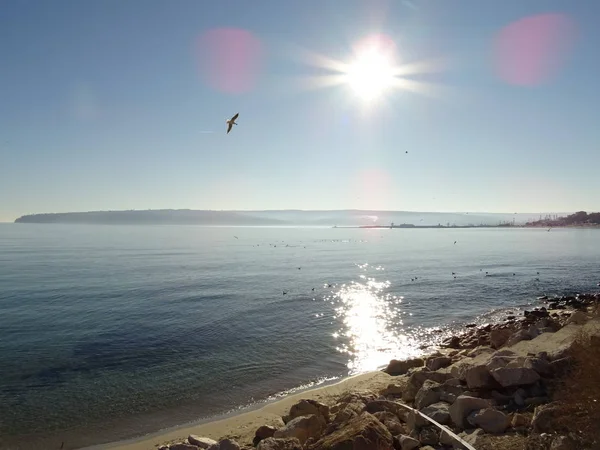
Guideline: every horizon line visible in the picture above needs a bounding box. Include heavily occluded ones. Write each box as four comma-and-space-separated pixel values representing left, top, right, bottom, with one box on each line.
11, 208, 579, 216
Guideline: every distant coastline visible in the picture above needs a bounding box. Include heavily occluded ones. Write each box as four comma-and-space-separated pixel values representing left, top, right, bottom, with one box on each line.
12, 209, 553, 227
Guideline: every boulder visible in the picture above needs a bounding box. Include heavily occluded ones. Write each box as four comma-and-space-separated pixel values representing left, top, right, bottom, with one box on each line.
337, 391, 377, 406
510, 413, 530, 428
425, 356, 452, 371
465, 365, 494, 389
490, 367, 540, 387
414, 380, 442, 410
486, 355, 519, 371
397, 434, 420, 450
549, 357, 574, 377
506, 329, 532, 347
333, 402, 364, 425
420, 402, 451, 425
171, 444, 199, 450
380, 383, 403, 397
532, 403, 563, 433
372, 411, 405, 435
285, 399, 330, 424
383, 358, 424, 376
467, 408, 509, 433
566, 311, 587, 325
523, 357, 552, 376
257, 438, 302, 450
274, 414, 326, 445
490, 328, 512, 349
189, 436, 217, 449
306, 412, 393, 450
449, 395, 491, 428
418, 426, 439, 446
254, 426, 278, 446
364, 399, 409, 422
406, 409, 428, 433
403, 369, 451, 402
207, 439, 240, 450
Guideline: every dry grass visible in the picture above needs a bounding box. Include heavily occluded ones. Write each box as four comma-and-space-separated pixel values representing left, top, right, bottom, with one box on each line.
476, 432, 527, 450
550, 326, 600, 446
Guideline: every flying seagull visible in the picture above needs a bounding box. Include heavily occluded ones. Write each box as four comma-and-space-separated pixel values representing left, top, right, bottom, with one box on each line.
226, 113, 239, 134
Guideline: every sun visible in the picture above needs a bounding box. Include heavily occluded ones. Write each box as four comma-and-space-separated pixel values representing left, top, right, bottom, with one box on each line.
345, 48, 395, 101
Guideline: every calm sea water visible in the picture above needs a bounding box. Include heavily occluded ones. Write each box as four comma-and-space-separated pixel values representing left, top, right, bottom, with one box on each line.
1, 224, 599, 449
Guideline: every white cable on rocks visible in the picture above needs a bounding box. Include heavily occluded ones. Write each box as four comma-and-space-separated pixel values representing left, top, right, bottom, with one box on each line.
393, 401, 477, 450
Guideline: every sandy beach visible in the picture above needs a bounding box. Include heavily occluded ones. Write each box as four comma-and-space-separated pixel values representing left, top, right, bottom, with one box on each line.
104, 371, 393, 450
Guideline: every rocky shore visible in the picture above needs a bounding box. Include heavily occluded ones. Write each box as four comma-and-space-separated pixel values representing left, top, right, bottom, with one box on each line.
120, 292, 600, 450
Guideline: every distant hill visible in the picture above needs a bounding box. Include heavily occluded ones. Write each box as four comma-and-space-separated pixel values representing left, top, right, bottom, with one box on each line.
14, 210, 286, 226
14, 209, 555, 226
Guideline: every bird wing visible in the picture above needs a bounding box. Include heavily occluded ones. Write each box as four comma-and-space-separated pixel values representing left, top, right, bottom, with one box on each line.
227, 122, 233, 133
231, 113, 239, 121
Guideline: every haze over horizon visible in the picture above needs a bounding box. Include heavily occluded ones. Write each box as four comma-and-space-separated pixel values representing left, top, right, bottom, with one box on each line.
2, 0, 600, 223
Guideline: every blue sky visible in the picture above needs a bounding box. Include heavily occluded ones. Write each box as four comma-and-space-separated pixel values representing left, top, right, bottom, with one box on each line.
1, 0, 599, 222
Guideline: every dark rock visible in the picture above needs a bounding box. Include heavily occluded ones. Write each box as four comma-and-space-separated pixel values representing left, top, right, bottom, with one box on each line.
420, 402, 451, 425
465, 365, 494, 390
364, 400, 409, 422
254, 426, 278, 446
532, 403, 563, 433
372, 411, 405, 435
442, 336, 461, 349
466, 408, 509, 433
383, 358, 424, 376
490, 367, 540, 387
418, 426, 439, 446
414, 380, 442, 410
403, 369, 452, 402
396, 434, 419, 450
425, 356, 452, 371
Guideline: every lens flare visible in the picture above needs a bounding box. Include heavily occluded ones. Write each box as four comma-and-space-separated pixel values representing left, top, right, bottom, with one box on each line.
493, 13, 577, 86
196, 28, 264, 94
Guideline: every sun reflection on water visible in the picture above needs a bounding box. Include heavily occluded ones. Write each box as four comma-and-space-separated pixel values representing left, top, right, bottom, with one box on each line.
327, 269, 423, 374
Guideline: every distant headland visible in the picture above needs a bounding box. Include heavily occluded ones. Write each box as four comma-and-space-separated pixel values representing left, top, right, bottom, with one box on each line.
12, 209, 588, 227
348, 211, 600, 229
525, 211, 600, 228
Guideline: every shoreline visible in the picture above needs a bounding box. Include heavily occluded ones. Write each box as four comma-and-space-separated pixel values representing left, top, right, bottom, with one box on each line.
100, 371, 394, 450
99, 291, 600, 450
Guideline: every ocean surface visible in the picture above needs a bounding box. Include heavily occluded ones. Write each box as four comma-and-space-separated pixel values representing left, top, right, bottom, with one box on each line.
1, 224, 599, 449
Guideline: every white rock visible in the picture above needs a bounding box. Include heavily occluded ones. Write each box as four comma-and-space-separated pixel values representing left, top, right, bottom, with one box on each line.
189, 435, 218, 449
449, 396, 491, 428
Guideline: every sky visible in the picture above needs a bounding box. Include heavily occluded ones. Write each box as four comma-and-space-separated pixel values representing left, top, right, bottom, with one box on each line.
1, 0, 599, 222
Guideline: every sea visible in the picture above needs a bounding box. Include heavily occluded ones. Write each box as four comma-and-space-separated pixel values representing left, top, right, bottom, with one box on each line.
1, 224, 599, 449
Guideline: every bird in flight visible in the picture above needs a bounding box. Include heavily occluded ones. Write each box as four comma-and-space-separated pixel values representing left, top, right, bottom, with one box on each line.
226, 113, 239, 134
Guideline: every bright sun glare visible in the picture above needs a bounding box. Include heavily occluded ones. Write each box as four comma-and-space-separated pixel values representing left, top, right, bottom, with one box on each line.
345, 48, 395, 101
289, 32, 446, 107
